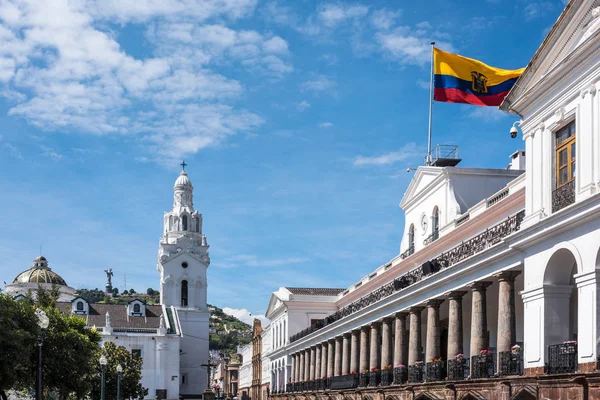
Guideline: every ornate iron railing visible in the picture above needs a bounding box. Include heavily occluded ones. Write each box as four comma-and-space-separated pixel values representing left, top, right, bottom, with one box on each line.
307, 380, 315, 391
400, 245, 415, 259
471, 354, 494, 379
552, 181, 575, 213
328, 374, 358, 390
286, 383, 292, 393
447, 358, 467, 380
408, 364, 424, 383
358, 372, 369, 387
499, 350, 523, 376
546, 343, 577, 374
393, 366, 407, 385
380, 369, 393, 386
423, 229, 439, 245
315, 379, 322, 391
368, 371, 380, 387
289, 210, 525, 343
425, 360, 445, 382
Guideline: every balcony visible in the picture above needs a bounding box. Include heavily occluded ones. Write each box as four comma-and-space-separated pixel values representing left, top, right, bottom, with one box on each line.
400, 245, 415, 259
499, 350, 523, 376
552, 180, 575, 212
425, 360, 445, 382
471, 353, 495, 379
447, 358, 468, 380
423, 229, 439, 246
545, 342, 578, 374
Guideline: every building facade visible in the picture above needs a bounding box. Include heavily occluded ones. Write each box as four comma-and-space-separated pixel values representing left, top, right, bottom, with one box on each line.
269, 1, 600, 399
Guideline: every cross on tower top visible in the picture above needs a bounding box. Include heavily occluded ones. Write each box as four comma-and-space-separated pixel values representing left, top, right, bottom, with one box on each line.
180, 160, 187, 171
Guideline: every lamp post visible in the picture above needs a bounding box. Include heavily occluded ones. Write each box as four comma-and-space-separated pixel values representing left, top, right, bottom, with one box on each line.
35, 309, 49, 400
99, 355, 108, 400
117, 364, 123, 400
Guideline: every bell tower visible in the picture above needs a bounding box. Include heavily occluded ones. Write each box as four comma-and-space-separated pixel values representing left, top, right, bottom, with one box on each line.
157, 162, 210, 395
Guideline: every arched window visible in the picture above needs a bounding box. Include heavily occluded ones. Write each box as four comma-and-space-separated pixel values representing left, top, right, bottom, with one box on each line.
181, 280, 188, 307
408, 224, 415, 254
432, 207, 439, 240
134, 303, 141, 313
76, 301, 84, 311
182, 215, 188, 231
195, 217, 200, 232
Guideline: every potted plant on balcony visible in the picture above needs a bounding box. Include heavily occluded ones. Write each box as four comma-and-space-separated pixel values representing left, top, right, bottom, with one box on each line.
426, 357, 445, 381
448, 354, 466, 381
369, 367, 380, 387
380, 365, 393, 386
511, 344, 521, 353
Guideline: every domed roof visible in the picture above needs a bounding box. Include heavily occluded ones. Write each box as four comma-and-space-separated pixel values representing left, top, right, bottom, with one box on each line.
12, 256, 67, 286
174, 170, 192, 187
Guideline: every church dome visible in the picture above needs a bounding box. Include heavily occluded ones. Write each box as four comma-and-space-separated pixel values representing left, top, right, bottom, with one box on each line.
12, 256, 67, 286
174, 170, 192, 187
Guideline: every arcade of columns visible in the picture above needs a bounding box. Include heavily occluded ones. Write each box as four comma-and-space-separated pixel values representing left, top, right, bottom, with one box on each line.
288, 271, 520, 385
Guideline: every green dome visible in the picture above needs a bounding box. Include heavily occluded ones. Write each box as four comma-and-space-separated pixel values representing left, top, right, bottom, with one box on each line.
12, 256, 67, 286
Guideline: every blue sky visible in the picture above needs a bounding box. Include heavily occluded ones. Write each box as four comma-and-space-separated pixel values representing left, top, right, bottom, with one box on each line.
0, 0, 564, 321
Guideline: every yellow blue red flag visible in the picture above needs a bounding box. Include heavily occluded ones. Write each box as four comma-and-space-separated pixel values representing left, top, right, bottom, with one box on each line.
433, 48, 524, 107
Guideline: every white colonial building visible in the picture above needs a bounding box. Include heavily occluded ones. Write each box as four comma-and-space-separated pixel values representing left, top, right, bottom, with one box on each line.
265, 1, 600, 399
5, 168, 211, 400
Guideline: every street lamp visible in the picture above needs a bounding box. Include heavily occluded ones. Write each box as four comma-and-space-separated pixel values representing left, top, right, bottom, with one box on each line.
99, 354, 108, 400
35, 309, 49, 400
116, 364, 123, 400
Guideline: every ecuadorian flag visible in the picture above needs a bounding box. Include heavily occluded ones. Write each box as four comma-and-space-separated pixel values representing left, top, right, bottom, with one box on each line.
433, 48, 524, 107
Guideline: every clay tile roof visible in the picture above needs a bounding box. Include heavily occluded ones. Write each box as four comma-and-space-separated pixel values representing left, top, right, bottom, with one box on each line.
56, 302, 164, 330
285, 287, 345, 296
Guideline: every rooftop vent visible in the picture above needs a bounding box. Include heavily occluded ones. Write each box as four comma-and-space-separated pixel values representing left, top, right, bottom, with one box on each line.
431, 144, 461, 167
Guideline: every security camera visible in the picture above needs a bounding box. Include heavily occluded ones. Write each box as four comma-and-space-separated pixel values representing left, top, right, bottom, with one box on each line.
510, 121, 520, 139
406, 168, 411, 173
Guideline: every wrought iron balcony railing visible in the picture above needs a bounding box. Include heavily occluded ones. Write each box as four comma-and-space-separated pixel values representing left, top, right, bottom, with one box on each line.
380, 369, 393, 386
471, 354, 495, 379
393, 366, 407, 385
425, 360, 445, 382
400, 245, 415, 259
545, 342, 577, 374
499, 350, 523, 376
358, 372, 369, 387
328, 374, 358, 390
408, 364, 424, 383
447, 358, 468, 381
368, 371, 380, 387
289, 210, 525, 344
552, 181, 575, 213
423, 229, 439, 246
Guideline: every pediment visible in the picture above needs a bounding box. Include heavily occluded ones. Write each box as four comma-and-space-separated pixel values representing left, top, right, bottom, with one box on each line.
399, 167, 444, 210
159, 249, 210, 266
504, 0, 600, 108
265, 292, 286, 319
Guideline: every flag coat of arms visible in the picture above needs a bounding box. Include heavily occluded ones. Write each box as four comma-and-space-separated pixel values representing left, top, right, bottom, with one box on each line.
433, 48, 524, 107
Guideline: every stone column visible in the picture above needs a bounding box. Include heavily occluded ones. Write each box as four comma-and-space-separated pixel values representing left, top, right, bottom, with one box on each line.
360, 326, 369, 372
334, 336, 343, 376
342, 333, 351, 375
446, 291, 467, 360
425, 299, 444, 361
393, 312, 408, 367
494, 271, 520, 354
320, 343, 328, 379
381, 317, 393, 369
304, 349, 310, 382
408, 307, 424, 365
315, 345, 322, 380
327, 339, 335, 377
350, 329, 360, 373
309, 346, 316, 380
291, 354, 296, 383
299, 351, 305, 381
469, 281, 493, 357
369, 322, 380, 369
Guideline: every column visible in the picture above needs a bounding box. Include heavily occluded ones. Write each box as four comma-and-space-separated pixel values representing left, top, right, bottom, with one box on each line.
303, 349, 310, 382
469, 281, 493, 357
394, 312, 408, 367
291, 354, 296, 383
381, 317, 393, 369
369, 322, 380, 369
494, 271, 520, 354
342, 333, 351, 375
334, 336, 343, 376
408, 307, 424, 365
327, 339, 335, 377
350, 329, 360, 373
446, 291, 467, 360
360, 326, 369, 372
309, 346, 316, 380
425, 299, 444, 361
299, 351, 305, 381
315, 344, 322, 380
320, 343, 328, 379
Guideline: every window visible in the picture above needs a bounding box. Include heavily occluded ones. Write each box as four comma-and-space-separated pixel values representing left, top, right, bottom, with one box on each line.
431, 207, 439, 240
181, 280, 188, 307
76, 301, 84, 311
408, 224, 415, 252
133, 303, 141, 313
132, 349, 142, 359
182, 215, 188, 231
555, 121, 576, 188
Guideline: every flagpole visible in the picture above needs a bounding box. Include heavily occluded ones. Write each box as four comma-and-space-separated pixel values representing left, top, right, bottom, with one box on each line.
426, 41, 435, 166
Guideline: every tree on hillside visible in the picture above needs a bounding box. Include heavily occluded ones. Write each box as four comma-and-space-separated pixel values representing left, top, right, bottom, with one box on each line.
90, 342, 147, 400
77, 288, 106, 303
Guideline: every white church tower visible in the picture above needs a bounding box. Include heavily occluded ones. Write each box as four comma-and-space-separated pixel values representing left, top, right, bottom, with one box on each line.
158, 164, 210, 395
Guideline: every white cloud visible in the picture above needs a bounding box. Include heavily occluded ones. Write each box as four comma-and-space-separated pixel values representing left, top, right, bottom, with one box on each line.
296, 100, 311, 111
319, 122, 333, 128
40, 145, 63, 160
301, 76, 336, 93
376, 27, 454, 66
4, 142, 22, 159
467, 106, 509, 121
222, 307, 270, 327
370, 9, 400, 31
354, 142, 422, 166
